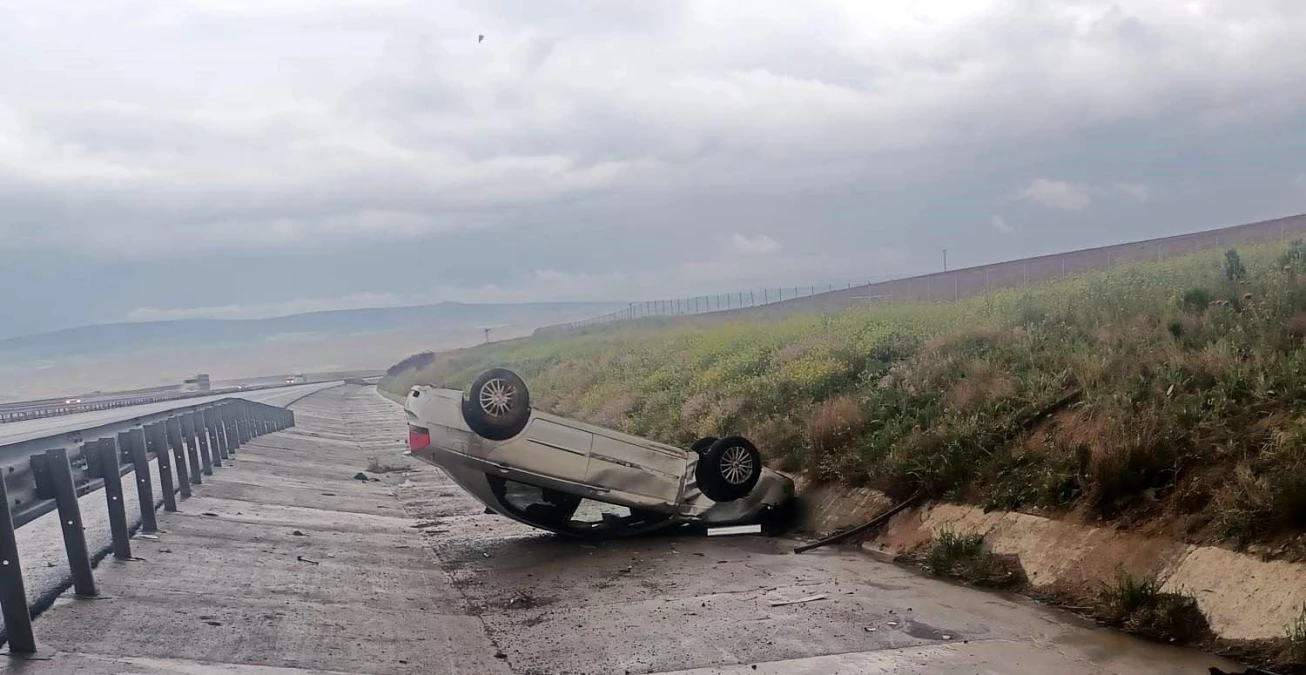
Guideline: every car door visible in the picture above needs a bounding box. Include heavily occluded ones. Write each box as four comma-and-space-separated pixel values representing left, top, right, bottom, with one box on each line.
585, 430, 685, 504
487, 416, 592, 485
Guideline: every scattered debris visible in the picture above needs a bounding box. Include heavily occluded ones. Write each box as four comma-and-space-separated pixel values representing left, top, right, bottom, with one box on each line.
292, 530, 306, 537
201, 513, 218, 517
768, 594, 828, 607
707, 524, 762, 537
321, 492, 336, 496
138, 534, 159, 540
296, 555, 320, 565
353, 472, 371, 482
205, 621, 222, 627
494, 651, 507, 660
366, 456, 414, 474
159, 548, 173, 553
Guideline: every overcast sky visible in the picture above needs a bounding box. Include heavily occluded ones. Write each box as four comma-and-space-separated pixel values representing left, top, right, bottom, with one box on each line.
3, 0, 1306, 337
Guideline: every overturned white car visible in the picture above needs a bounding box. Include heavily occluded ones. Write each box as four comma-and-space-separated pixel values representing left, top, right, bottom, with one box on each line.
404, 368, 795, 537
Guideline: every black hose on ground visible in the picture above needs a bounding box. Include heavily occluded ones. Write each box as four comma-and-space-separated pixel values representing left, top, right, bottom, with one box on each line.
792, 490, 923, 554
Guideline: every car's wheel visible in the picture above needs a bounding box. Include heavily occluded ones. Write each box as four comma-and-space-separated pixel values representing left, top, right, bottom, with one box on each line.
695, 436, 762, 502
689, 436, 718, 456
462, 368, 531, 441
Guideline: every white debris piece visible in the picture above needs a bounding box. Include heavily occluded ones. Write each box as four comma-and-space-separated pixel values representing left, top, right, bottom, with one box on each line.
768, 594, 828, 607
707, 524, 762, 536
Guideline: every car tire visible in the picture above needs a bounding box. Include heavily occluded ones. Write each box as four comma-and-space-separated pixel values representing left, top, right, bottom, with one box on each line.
462, 368, 531, 441
689, 436, 718, 456
695, 436, 762, 502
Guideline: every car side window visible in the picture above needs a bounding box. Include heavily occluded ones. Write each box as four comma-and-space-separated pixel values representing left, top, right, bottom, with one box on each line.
489, 477, 581, 527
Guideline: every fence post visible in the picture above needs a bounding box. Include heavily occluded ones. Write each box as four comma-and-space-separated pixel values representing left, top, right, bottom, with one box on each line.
45, 447, 97, 597
166, 418, 192, 497
147, 423, 177, 512
97, 439, 132, 560
181, 414, 203, 485
0, 468, 36, 653
126, 428, 157, 534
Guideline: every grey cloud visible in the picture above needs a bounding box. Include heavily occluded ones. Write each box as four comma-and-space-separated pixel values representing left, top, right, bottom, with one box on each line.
3, 0, 1306, 336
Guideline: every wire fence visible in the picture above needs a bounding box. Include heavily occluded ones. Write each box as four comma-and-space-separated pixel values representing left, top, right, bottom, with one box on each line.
535, 213, 1306, 336
562, 281, 906, 328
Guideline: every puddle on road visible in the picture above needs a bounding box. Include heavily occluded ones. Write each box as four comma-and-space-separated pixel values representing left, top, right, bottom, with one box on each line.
902, 619, 962, 641
1052, 624, 1246, 674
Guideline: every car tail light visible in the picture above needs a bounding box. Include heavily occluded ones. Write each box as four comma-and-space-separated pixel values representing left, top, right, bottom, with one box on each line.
408, 425, 430, 452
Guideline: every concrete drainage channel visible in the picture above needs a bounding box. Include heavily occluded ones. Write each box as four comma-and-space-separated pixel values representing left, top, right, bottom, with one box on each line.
0, 399, 293, 653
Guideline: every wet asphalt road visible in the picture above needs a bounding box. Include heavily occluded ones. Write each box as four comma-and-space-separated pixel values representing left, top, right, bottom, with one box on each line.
6, 385, 1241, 674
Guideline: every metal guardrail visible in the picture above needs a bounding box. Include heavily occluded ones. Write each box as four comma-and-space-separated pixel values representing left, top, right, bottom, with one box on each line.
0, 383, 292, 424
0, 397, 294, 652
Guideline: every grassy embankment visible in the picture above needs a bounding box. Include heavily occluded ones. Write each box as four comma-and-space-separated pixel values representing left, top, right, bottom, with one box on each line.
383, 240, 1306, 553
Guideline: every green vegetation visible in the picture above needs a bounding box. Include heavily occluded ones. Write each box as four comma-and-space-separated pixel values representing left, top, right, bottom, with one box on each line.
921, 530, 1023, 588
383, 239, 1306, 548
1095, 571, 1209, 643
1287, 604, 1306, 665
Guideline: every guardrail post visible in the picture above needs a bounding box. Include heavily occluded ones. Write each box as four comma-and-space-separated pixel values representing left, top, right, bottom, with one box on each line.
220, 406, 237, 456
181, 413, 203, 484
0, 469, 37, 653
236, 403, 251, 444
214, 406, 231, 460
45, 447, 97, 597
126, 428, 157, 534
147, 422, 177, 512
245, 402, 256, 441
166, 418, 192, 497
195, 410, 215, 474
205, 409, 223, 468
98, 439, 131, 560
241, 402, 253, 443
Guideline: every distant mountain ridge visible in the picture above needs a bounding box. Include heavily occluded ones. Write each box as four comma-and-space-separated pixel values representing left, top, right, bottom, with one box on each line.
0, 301, 624, 361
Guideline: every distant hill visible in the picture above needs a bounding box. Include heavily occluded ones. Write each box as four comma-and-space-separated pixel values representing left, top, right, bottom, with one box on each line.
0, 301, 623, 360
0, 301, 623, 399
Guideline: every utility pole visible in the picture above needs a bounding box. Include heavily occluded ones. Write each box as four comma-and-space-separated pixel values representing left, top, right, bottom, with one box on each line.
942, 248, 948, 272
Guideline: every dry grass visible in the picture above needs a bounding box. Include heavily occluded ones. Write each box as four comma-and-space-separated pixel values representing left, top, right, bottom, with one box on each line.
943, 362, 1016, 411
807, 396, 864, 456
